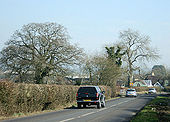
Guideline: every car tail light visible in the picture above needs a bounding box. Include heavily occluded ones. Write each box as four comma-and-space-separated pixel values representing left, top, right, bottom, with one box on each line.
76, 93, 78, 100
96, 93, 99, 99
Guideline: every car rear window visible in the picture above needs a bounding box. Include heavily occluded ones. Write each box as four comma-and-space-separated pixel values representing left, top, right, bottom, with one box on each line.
127, 89, 135, 92
78, 87, 97, 93
149, 88, 155, 90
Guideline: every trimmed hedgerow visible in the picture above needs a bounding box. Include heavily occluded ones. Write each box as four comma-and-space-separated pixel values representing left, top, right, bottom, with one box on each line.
133, 86, 161, 93
0, 81, 112, 117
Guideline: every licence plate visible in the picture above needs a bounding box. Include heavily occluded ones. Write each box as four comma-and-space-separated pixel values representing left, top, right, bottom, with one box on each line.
84, 99, 91, 101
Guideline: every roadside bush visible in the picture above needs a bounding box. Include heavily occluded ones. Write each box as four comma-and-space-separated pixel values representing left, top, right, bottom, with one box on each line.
100, 85, 112, 99
133, 87, 149, 92
164, 86, 170, 92
0, 81, 16, 116
132, 86, 162, 93
0, 81, 112, 117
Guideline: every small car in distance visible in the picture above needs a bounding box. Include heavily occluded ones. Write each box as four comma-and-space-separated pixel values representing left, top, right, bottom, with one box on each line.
148, 88, 157, 94
126, 88, 137, 97
119, 88, 126, 97
76, 86, 105, 109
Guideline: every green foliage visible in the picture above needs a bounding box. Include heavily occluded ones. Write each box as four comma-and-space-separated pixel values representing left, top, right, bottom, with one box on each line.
164, 86, 170, 92
131, 95, 170, 122
152, 65, 166, 79
105, 46, 125, 67
131, 110, 158, 122
75, 80, 81, 86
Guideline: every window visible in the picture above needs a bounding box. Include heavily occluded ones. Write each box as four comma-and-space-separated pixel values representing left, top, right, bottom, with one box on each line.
78, 87, 97, 93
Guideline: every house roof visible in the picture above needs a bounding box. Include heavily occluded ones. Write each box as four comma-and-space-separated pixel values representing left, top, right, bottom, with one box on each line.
134, 80, 153, 87
133, 81, 147, 87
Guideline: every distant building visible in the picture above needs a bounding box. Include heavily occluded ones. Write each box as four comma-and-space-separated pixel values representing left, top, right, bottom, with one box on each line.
143, 80, 153, 87
133, 81, 147, 87
133, 80, 153, 87
154, 82, 164, 89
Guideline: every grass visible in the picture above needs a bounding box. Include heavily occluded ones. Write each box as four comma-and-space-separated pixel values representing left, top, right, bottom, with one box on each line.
131, 95, 170, 122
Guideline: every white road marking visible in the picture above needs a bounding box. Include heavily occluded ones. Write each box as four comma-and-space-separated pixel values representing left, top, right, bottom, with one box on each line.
79, 112, 95, 117
60, 117, 75, 122
110, 99, 132, 108
59, 98, 135, 122
98, 107, 107, 111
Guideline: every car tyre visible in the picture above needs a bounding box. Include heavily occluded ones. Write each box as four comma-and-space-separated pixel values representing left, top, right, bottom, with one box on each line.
97, 101, 101, 109
83, 104, 86, 108
101, 99, 105, 108
77, 103, 81, 109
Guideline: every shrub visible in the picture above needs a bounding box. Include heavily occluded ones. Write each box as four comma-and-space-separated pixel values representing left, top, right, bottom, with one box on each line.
0, 81, 112, 117
164, 86, 170, 92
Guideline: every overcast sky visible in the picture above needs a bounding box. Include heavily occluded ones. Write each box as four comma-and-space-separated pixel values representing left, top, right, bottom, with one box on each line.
0, 0, 170, 68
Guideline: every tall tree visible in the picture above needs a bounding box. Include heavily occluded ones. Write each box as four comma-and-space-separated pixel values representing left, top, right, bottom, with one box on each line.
0, 22, 84, 84
105, 46, 125, 67
152, 65, 166, 81
83, 54, 121, 96
117, 29, 159, 86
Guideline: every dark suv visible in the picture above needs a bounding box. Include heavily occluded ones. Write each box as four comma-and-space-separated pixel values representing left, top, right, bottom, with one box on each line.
76, 86, 105, 109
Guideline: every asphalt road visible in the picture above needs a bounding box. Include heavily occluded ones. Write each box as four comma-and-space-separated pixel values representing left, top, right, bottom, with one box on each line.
3, 94, 156, 122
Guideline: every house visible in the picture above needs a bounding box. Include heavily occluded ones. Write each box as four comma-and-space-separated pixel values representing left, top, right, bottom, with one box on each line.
154, 82, 164, 89
143, 80, 153, 87
133, 81, 147, 87
133, 80, 153, 87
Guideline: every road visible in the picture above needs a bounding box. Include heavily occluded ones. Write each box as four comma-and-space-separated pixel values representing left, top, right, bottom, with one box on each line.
3, 94, 156, 122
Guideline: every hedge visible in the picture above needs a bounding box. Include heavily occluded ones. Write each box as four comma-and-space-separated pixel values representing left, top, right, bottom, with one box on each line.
0, 81, 112, 117
164, 86, 170, 92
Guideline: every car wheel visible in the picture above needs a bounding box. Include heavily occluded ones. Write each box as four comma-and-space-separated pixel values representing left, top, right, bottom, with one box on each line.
83, 104, 86, 108
77, 103, 81, 108
101, 99, 105, 108
97, 101, 101, 109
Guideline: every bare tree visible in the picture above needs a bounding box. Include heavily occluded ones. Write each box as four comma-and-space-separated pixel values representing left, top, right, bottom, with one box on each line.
0, 22, 84, 84
117, 29, 159, 86
83, 54, 121, 97
83, 55, 121, 85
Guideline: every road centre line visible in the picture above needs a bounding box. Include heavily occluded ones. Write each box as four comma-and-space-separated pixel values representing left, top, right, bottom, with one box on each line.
98, 107, 107, 111
59, 112, 95, 122
60, 117, 75, 122
110, 99, 132, 108
60, 99, 134, 122
78, 111, 95, 117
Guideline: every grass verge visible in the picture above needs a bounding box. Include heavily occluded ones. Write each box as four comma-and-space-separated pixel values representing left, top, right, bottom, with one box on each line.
131, 94, 170, 122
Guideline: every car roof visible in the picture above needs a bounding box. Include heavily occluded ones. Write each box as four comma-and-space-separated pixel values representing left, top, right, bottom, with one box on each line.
79, 86, 100, 89
80, 86, 99, 87
127, 88, 136, 90
149, 88, 156, 90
